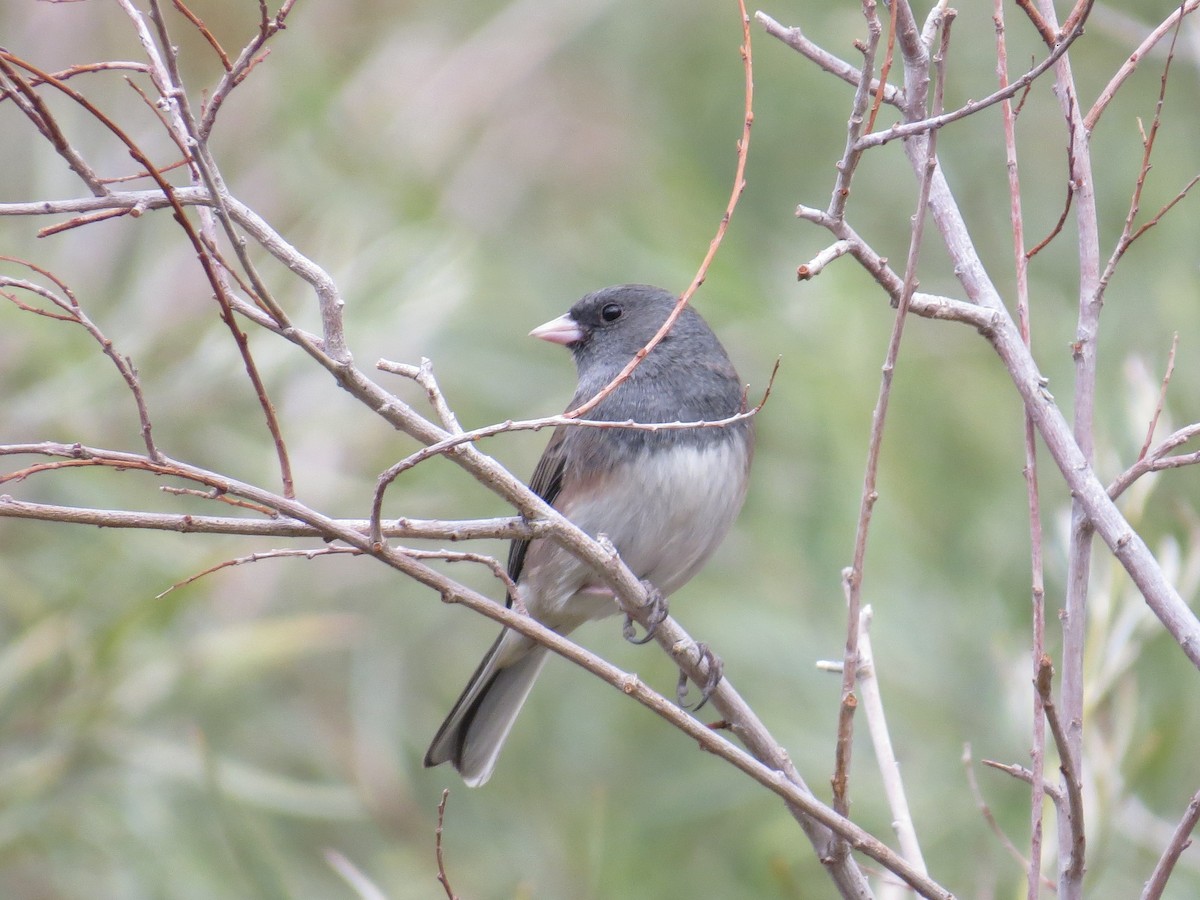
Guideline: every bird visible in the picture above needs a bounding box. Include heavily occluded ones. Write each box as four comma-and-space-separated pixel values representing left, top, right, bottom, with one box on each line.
423, 284, 754, 786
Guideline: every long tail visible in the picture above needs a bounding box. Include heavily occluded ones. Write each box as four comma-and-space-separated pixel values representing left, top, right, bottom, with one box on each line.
423, 631, 550, 787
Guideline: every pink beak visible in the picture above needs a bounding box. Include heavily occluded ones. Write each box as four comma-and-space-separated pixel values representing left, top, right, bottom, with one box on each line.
529, 313, 584, 346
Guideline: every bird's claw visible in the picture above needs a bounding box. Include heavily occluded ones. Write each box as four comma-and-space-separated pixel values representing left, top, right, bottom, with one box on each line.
622, 580, 669, 645
677, 642, 723, 711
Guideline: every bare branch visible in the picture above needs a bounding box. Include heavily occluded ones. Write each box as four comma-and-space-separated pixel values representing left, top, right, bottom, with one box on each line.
0, 497, 547, 542
854, 4, 1093, 152
1141, 787, 1200, 900
755, 11, 904, 108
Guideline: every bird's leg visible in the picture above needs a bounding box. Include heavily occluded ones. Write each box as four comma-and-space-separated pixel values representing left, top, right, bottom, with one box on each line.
677, 643, 723, 711
621, 580, 669, 645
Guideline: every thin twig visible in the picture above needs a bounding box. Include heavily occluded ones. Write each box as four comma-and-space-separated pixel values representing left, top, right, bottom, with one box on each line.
1094, 14, 1190, 307
1108, 422, 1200, 501
156, 547, 362, 598
1140, 786, 1200, 900
1026, 97, 1080, 263
159, 485, 275, 515
826, 0, 882, 224
1085, 0, 1200, 132
1139, 334, 1179, 461
852, 10, 1091, 152
563, 0, 754, 421
862, 0, 899, 135
995, 5, 1048, 894
434, 790, 460, 900
1036, 655, 1086, 882
369, 359, 779, 547
0, 57, 109, 196
0, 258, 159, 460
171, 0, 232, 70
0, 497, 548, 543
982, 759, 1065, 806
755, 11, 904, 108
834, 4, 952, 831
963, 744, 1051, 887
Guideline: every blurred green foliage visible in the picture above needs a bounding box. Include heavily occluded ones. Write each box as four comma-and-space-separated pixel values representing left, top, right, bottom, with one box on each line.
2, 1, 1199, 897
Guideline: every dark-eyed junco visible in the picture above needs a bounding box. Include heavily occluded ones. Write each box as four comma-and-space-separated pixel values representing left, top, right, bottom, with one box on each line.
423, 284, 754, 786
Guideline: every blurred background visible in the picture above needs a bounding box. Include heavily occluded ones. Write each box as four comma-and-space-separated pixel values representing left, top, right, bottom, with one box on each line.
1, 0, 1199, 897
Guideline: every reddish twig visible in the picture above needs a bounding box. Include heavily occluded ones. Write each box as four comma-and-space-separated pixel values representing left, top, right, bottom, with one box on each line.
1095, 14, 1191, 305
1086, 0, 1200, 132
564, 0, 753, 421
1036, 655, 1085, 882
118, 9, 297, 499
0, 56, 108, 195
37, 207, 133, 236
1025, 99, 1079, 262
156, 546, 361, 598
833, 6, 953, 831
0, 51, 296, 490
1014, 0, 1057, 46
171, 0, 232, 70
155, 545, 512, 602
158, 485, 276, 515
0, 60, 151, 100
995, 6, 1049, 895
0, 257, 159, 459
1139, 333, 1179, 461
862, 0, 899, 135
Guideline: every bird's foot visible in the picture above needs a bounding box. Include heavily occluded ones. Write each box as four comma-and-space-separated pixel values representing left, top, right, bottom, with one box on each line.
622, 580, 669, 645
677, 642, 723, 711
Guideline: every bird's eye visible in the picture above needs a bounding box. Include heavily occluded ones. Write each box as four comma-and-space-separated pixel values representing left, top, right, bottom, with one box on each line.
601, 303, 623, 323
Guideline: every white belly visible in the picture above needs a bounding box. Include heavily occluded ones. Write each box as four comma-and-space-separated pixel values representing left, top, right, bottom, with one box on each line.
518, 439, 749, 632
